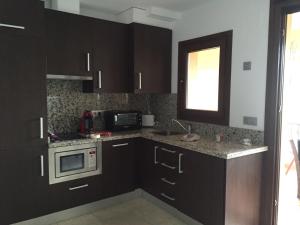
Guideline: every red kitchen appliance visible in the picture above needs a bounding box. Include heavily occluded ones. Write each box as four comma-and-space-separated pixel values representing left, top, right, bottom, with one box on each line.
80, 110, 94, 134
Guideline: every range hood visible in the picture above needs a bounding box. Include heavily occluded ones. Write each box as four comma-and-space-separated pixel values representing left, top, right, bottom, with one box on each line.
46, 74, 93, 81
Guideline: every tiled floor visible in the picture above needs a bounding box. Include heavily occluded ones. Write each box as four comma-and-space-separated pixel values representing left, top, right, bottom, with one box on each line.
52, 198, 188, 225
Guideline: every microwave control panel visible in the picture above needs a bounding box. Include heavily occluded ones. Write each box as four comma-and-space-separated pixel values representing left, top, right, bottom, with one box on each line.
88, 148, 97, 168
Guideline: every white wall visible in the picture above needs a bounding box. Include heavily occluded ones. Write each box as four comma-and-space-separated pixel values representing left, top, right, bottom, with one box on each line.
172, 0, 270, 130
80, 5, 119, 22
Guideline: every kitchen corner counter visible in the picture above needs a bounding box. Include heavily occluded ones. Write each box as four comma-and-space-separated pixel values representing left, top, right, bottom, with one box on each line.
48, 129, 268, 159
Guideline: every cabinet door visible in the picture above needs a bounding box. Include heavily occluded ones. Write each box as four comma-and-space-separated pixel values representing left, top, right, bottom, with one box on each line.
87, 20, 130, 93
0, 34, 47, 149
102, 139, 137, 198
45, 9, 93, 77
131, 23, 171, 94
176, 149, 226, 225
0, 0, 44, 36
139, 139, 161, 198
0, 146, 49, 225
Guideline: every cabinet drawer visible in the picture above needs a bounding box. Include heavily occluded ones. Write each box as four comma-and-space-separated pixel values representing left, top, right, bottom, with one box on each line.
48, 175, 102, 212
159, 187, 176, 206
159, 146, 178, 165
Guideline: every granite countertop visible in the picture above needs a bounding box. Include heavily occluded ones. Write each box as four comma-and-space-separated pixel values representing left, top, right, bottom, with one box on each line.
48, 129, 268, 159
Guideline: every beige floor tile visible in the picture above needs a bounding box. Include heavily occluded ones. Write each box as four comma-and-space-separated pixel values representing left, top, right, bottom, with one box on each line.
54, 198, 188, 225
57, 214, 102, 225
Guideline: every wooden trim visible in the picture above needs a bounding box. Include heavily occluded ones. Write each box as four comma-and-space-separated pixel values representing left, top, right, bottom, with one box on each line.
262, 1, 300, 225
177, 31, 232, 125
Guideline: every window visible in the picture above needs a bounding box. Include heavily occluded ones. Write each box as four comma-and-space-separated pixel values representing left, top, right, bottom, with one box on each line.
178, 31, 232, 125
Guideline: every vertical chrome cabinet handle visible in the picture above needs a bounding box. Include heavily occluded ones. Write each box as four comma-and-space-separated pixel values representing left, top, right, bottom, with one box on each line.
0, 23, 25, 30
138, 72, 142, 90
87, 53, 90, 72
40, 155, 44, 177
178, 153, 184, 174
98, 71, 102, 89
40, 117, 44, 139
154, 146, 159, 164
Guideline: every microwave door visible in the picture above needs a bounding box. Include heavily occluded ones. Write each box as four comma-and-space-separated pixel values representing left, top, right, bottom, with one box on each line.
116, 113, 138, 126
55, 150, 90, 178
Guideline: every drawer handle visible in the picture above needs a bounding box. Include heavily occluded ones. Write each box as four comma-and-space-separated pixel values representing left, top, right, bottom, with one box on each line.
161, 193, 175, 201
0, 23, 25, 30
161, 178, 176, 186
69, 184, 89, 191
161, 147, 176, 154
112, 143, 129, 148
154, 146, 159, 164
161, 162, 176, 170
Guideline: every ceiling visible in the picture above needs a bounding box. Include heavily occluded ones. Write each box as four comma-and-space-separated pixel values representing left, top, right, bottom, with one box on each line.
80, 0, 205, 14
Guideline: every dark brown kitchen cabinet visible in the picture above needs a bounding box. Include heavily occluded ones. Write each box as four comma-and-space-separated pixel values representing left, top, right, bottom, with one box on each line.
0, 0, 44, 36
139, 139, 263, 225
0, 146, 49, 225
175, 147, 263, 225
48, 175, 102, 214
0, 34, 47, 150
175, 148, 226, 225
130, 23, 172, 93
83, 20, 131, 93
45, 9, 93, 77
138, 139, 161, 198
102, 138, 137, 198
139, 140, 178, 207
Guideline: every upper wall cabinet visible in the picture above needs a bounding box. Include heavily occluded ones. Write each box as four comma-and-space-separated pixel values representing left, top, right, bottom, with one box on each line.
45, 9, 93, 78
83, 19, 131, 93
0, 0, 44, 36
130, 23, 172, 94
45, 10, 172, 93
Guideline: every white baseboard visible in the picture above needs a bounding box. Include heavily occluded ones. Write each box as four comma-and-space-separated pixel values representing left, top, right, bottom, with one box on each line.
13, 189, 202, 225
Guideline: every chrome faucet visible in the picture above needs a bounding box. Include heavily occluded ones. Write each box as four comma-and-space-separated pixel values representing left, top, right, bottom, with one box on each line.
171, 119, 192, 134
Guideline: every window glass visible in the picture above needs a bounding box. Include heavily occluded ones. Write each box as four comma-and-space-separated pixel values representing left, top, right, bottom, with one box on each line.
186, 47, 220, 111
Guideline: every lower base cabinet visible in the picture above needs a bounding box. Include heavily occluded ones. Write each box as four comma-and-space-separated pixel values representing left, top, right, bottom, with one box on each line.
102, 138, 137, 198
2, 138, 262, 225
48, 138, 138, 214
139, 138, 263, 225
0, 147, 49, 225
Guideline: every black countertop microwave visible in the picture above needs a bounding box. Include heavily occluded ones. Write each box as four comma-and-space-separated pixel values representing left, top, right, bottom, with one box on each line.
104, 110, 142, 131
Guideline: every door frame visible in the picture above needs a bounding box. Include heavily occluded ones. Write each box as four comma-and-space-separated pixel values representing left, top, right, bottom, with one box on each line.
263, 1, 300, 225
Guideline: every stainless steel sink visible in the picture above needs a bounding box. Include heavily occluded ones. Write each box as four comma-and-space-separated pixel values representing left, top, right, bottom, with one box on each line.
151, 130, 182, 136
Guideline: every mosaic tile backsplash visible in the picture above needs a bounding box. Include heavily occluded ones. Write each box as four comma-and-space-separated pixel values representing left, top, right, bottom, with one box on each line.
47, 80, 264, 145
149, 94, 264, 145
47, 80, 149, 133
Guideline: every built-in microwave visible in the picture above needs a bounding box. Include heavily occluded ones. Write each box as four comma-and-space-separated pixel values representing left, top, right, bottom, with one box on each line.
49, 142, 102, 184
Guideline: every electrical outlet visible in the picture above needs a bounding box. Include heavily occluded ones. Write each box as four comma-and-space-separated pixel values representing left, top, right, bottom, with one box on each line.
243, 116, 258, 126
243, 61, 252, 71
